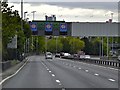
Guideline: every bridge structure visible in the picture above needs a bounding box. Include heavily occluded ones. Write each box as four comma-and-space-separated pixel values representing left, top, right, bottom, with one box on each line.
30, 20, 120, 58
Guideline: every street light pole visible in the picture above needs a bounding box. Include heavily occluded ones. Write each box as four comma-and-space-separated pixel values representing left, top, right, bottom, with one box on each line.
24, 11, 28, 20
31, 11, 36, 20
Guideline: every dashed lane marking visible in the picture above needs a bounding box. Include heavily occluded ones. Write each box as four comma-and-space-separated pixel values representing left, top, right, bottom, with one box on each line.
73, 66, 76, 68
85, 70, 89, 72
108, 79, 115, 82
56, 80, 61, 83
49, 71, 52, 73
94, 73, 99, 76
52, 74, 55, 77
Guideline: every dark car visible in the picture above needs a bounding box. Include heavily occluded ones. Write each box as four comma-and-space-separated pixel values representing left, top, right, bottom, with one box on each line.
55, 53, 60, 58
60, 52, 64, 57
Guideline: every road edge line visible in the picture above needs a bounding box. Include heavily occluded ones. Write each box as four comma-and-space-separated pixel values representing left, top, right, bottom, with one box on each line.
0, 58, 29, 85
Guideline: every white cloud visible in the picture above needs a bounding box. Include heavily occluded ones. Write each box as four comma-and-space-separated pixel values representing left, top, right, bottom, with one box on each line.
7, 0, 120, 2
8, 2, 118, 22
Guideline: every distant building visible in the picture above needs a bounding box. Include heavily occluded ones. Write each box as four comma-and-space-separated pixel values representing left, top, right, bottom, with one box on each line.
45, 15, 56, 21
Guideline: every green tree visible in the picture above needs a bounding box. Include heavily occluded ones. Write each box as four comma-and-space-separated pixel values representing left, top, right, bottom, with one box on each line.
81, 37, 93, 55
1, 2, 31, 61
38, 36, 45, 53
69, 37, 85, 54
47, 38, 63, 53
59, 36, 71, 53
91, 37, 101, 55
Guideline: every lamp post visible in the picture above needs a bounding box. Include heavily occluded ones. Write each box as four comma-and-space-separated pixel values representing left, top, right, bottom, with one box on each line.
24, 11, 28, 20
31, 11, 36, 20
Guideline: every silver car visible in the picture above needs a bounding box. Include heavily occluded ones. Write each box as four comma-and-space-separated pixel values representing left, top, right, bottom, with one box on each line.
45, 52, 53, 59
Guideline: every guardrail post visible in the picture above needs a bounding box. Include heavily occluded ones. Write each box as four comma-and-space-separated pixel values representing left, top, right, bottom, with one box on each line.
110, 62, 111, 66
113, 62, 114, 66
116, 62, 118, 67
105, 61, 106, 65
107, 61, 110, 65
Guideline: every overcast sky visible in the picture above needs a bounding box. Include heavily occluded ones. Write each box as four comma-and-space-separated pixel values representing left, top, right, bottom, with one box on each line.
7, 0, 120, 22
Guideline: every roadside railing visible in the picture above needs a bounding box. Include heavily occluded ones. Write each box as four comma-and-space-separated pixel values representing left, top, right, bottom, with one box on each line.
61, 56, 120, 68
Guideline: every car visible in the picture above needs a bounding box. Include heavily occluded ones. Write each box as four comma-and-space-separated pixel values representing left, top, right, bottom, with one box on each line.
55, 53, 60, 58
45, 52, 53, 59
64, 53, 71, 57
85, 55, 91, 59
79, 55, 85, 59
60, 52, 65, 57
118, 55, 120, 60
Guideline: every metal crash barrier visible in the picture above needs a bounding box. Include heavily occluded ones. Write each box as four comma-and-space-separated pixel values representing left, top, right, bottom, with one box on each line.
61, 56, 120, 68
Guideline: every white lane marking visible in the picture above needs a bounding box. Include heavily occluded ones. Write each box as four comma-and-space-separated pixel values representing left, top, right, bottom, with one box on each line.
61, 58, 118, 71
108, 67, 118, 71
99, 66, 106, 68
62, 88, 65, 90
47, 69, 49, 71
41, 62, 46, 67
52, 74, 55, 77
73, 66, 76, 68
56, 80, 61, 83
59, 83, 62, 85
49, 71, 51, 73
78, 68, 81, 69
109, 68, 114, 70
0, 58, 29, 85
49, 60, 52, 61
94, 73, 99, 76
108, 79, 115, 82
85, 70, 89, 72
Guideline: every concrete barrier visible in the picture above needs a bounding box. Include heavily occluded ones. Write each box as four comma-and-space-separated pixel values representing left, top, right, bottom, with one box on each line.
2, 61, 11, 71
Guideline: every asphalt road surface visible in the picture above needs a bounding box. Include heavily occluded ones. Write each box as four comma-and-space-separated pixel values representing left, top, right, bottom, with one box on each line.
2, 56, 119, 89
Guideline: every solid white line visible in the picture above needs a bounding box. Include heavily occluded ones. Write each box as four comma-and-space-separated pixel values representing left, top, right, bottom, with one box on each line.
0, 59, 29, 85
108, 67, 118, 71
108, 79, 115, 82
94, 73, 99, 76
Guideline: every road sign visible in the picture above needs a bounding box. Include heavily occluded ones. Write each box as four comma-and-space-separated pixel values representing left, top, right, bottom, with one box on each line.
60, 23, 67, 32
45, 23, 52, 32
30, 22, 37, 31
